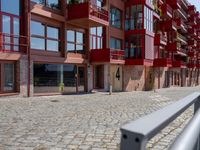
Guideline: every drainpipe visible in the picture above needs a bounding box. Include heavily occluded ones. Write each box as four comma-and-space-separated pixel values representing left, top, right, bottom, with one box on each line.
27, 0, 31, 97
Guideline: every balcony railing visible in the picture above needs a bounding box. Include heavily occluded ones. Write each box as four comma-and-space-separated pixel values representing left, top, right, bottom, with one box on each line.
89, 4, 109, 22
0, 33, 28, 52
110, 49, 125, 60
90, 48, 125, 63
161, 4, 173, 17
67, 2, 109, 24
176, 32, 187, 44
154, 33, 167, 45
178, 7, 188, 19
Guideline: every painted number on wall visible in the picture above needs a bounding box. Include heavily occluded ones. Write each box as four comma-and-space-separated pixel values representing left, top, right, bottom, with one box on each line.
116, 67, 120, 80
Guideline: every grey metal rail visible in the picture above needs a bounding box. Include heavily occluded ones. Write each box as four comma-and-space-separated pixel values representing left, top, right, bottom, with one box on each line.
120, 92, 200, 150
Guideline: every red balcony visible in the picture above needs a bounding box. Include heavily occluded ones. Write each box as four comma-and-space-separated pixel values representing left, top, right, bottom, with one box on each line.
172, 60, 186, 68
177, 7, 188, 20
196, 64, 200, 68
160, 19, 177, 31
0, 33, 27, 53
125, 58, 153, 66
176, 32, 187, 45
154, 33, 167, 45
153, 58, 172, 67
188, 63, 196, 68
188, 28, 197, 37
161, 4, 173, 18
67, 2, 109, 28
166, 42, 181, 52
188, 51, 196, 57
188, 40, 196, 46
90, 48, 125, 64
168, 0, 181, 9
188, 16, 197, 25
188, 5, 196, 15
174, 18, 187, 33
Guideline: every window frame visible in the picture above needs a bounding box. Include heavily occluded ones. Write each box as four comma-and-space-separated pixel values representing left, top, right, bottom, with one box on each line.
30, 20, 60, 52
90, 27, 103, 49
66, 29, 85, 54
110, 7, 122, 29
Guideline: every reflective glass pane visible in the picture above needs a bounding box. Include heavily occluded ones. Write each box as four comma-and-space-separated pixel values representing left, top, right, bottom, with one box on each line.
31, 21, 45, 36
76, 45, 83, 50
47, 26, 59, 39
4, 63, 15, 91
31, 0, 44, 4
90, 27, 96, 35
47, 27, 59, 39
31, 37, 45, 50
2, 15, 11, 50
97, 27, 102, 36
34, 64, 60, 93
76, 32, 83, 44
1, 0, 20, 15
67, 30, 75, 42
63, 64, 77, 93
2, 15, 10, 34
47, 40, 59, 51
67, 43, 75, 51
47, 0, 59, 9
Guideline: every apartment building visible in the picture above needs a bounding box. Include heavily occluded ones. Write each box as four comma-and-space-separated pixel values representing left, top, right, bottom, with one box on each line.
0, 0, 199, 96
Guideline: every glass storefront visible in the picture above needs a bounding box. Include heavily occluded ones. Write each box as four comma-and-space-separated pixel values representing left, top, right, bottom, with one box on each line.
34, 64, 85, 93
4, 64, 15, 91
0, 62, 15, 93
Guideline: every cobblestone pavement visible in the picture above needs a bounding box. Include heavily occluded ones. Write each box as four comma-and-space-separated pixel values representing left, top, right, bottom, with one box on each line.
0, 86, 199, 150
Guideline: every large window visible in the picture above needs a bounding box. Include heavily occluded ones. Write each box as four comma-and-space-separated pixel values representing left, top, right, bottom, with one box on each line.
110, 37, 122, 50
31, 20, 60, 51
125, 5, 143, 30
90, 27, 103, 49
1, 0, 20, 16
144, 6, 153, 32
125, 35, 144, 58
34, 64, 85, 93
66, 30, 85, 53
110, 7, 122, 28
31, 0, 60, 9
0, 0, 21, 51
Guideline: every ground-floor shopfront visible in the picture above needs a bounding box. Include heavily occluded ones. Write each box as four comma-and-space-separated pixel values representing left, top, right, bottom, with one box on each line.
1, 61, 200, 97
33, 63, 87, 95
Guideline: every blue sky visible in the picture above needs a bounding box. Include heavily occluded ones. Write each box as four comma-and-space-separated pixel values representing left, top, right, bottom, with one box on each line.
188, 0, 200, 11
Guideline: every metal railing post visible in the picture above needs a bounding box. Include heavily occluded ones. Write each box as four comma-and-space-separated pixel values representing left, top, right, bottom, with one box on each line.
194, 95, 200, 150
120, 131, 147, 150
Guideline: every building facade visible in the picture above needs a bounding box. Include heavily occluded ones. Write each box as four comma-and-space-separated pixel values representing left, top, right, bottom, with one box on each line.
0, 0, 199, 96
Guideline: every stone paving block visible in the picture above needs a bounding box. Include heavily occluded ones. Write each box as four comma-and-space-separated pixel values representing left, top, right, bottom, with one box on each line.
0, 86, 199, 150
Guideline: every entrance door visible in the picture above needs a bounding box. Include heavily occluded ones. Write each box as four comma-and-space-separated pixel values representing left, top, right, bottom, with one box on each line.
0, 62, 15, 93
165, 71, 170, 87
94, 65, 104, 89
78, 66, 85, 93
110, 65, 123, 91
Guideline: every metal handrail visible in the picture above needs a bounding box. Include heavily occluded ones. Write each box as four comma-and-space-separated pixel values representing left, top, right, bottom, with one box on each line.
0, 33, 28, 52
89, 4, 109, 21
120, 92, 200, 150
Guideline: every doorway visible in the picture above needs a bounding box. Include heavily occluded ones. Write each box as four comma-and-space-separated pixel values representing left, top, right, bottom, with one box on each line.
94, 65, 104, 89
0, 62, 16, 93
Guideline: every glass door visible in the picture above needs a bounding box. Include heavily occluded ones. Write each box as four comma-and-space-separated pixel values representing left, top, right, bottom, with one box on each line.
78, 66, 85, 93
3, 63, 15, 91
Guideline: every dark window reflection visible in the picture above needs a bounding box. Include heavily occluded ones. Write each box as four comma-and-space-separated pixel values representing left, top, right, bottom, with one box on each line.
34, 64, 85, 93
